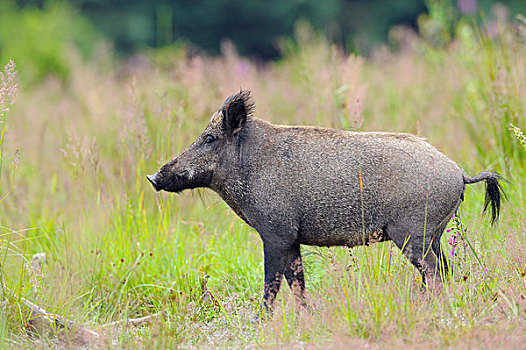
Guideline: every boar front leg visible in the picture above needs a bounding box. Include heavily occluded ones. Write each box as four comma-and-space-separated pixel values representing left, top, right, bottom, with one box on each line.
261, 241, 303, 314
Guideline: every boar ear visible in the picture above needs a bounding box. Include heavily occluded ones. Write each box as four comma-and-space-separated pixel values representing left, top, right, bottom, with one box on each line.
221, 90, 254, 136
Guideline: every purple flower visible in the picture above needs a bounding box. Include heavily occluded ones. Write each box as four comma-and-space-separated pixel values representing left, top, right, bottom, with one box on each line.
448, 235, 457, 257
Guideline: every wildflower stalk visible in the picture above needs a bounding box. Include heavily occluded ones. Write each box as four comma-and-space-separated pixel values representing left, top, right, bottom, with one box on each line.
0, 61, 17, 303
448, 210, 486, 271
0, 60, 18, 183
509, 124, 526, 152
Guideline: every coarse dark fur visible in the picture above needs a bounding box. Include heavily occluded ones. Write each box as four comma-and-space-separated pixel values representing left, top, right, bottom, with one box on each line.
147, 90, 506, 313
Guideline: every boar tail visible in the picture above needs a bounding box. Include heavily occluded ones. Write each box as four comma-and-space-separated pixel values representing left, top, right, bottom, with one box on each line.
463, 171, 508, 225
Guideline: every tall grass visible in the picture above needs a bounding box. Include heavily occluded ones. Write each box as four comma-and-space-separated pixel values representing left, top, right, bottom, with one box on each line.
0, 19, 525, 348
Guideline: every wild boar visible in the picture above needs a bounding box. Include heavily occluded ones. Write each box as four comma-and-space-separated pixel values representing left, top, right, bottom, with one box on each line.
147, 90, 505, 312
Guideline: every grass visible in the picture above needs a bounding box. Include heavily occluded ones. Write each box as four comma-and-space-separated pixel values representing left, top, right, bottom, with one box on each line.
0, 20, 525, 348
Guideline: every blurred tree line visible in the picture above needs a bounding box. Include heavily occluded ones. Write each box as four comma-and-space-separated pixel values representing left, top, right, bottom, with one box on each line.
9, 0, 526, 58
1, 0, 526, 83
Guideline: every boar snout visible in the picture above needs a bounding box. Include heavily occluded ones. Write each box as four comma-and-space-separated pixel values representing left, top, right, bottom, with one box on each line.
146, 173, 161, 192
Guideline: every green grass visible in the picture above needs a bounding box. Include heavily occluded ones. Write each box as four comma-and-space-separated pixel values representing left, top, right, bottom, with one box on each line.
0, 20, 525, 348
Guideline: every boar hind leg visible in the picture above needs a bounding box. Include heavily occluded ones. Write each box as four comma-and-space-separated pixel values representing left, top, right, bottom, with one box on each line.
386, 222, 443, 291
432, 237, 450, 279
433, 204, 460, 279
432, 222, 452, 279
283, 244, 307, 309
262, 242, 303, 314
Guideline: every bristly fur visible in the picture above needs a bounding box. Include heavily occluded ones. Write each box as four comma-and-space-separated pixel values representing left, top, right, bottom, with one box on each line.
221, 90, 255, 119
463, 171, 508, 225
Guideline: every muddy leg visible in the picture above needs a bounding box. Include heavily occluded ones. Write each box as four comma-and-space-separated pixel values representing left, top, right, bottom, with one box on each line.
432, 207, 459, 279
261, 242, 302, 315
432, 232, 451, 279
386, 222, 442, 292
283, 243, 307, 309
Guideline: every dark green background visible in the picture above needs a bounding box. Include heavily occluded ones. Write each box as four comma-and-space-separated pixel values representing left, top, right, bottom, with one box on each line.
11, 0, 526, 59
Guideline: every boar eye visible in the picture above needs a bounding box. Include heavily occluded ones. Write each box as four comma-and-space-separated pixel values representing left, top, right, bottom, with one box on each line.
203, 134, 216, 144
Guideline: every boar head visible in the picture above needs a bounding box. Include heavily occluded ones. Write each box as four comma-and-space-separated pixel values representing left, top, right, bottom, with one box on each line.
147, 90, 253, 193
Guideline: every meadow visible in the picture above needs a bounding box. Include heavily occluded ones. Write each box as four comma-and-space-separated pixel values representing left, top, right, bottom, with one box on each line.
0, 21, 525, 348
